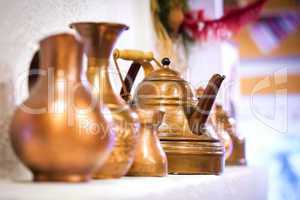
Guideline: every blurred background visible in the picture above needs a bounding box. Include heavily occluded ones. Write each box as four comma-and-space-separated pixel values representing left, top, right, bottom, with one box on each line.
0, 0, 299, 200
233, 1, 300, 199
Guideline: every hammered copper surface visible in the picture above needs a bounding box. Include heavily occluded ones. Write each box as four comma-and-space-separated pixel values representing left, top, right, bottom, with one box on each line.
10, 33, 114, 182
71, 22, 139, 179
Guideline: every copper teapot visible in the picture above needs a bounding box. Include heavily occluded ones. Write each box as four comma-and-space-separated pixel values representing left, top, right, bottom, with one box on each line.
113, 49, 225, 137
113, 49, 226, 174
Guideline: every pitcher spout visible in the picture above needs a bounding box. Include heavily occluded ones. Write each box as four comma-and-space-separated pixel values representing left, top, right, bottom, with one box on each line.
70, 22, 129, 60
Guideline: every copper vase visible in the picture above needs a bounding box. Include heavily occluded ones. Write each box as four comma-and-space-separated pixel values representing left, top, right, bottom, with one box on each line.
10, 33, 114, 182
127, 109, 167, 177
71, 22, 139, 179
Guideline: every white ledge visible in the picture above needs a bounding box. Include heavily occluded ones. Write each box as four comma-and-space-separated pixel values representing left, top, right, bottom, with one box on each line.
0, 167, 268, 200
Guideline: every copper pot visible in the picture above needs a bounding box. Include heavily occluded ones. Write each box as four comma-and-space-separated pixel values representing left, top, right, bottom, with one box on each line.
71, 22, 139, 179
10, 33, 114, 182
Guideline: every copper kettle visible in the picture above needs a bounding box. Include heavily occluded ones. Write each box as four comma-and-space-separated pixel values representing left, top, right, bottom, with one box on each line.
113, 49, 226, 175
113, 49, 225, 137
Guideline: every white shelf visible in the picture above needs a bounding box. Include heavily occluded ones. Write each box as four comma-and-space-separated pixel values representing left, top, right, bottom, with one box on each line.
0, 167, 268, 200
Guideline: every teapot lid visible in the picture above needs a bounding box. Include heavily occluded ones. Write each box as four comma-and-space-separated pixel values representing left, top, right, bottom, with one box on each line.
134, 58, 196, 106
144, 58, 183, 81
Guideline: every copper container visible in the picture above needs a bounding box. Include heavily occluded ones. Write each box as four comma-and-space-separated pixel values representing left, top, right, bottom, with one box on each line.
161, 130, 224, 175
10, 33, 114, 182
135, 59, 225, 174
71, 22, 139, 179
213, 104, 246, 166
113, 50, 167, 177
115, 49, 225, 175
127, 109, 167, 177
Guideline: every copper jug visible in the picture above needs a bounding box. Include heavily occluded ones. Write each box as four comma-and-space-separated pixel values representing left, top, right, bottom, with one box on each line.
114, 49, 225, 174
127, 108, 167, 177
70, 22, 139, 179
212, 104, 246, 165
10, 33, 114, 182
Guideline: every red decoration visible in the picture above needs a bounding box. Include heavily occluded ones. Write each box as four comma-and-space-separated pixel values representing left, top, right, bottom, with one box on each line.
183, 0, 267, 41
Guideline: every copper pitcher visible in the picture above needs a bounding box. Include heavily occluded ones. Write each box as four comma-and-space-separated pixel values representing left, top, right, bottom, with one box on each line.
70, 22, 139, 179
113, 49, 225, 174
10, 33, 114, 182
127, 109, 167, 177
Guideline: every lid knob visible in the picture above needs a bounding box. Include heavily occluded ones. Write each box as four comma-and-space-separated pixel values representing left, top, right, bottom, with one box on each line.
161, 57, 171, 67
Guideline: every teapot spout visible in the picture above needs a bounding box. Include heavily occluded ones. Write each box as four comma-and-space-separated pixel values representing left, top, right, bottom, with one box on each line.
189, 74, 225, 134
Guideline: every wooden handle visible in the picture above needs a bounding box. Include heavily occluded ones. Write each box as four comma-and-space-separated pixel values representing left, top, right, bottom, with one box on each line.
113, 49, 153, 61
189, 74, 225, 135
